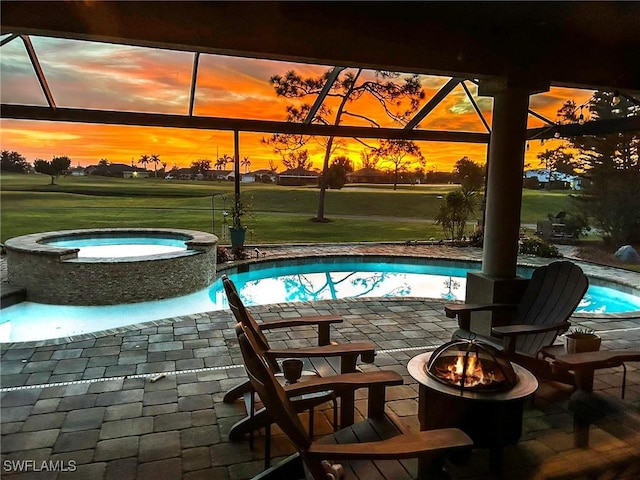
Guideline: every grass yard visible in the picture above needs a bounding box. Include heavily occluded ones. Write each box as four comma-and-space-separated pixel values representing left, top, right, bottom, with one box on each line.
1, 173, 575, 244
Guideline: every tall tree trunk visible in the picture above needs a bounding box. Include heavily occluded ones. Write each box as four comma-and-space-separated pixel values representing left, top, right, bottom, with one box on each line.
316, 70, 361, 222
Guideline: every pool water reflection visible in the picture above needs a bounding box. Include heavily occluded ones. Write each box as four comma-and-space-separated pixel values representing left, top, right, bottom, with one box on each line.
1, 258, 639, 343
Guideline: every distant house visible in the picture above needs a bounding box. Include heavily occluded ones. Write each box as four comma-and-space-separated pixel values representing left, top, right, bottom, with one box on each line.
210, 169, 234, 181
251, 169, 277, 183
346, 167, 389, 184
86, 163, 149, 178
523, 169, 581, 190
68, 166, 86, 176
425, 171, 455, 184
240, 173, 253, 182
123, 170, 150, 179
166, 167, 194, 180
277, 167, 319, 186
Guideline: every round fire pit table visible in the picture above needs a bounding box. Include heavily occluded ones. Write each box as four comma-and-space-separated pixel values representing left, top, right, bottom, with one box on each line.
408, 351, 538, 472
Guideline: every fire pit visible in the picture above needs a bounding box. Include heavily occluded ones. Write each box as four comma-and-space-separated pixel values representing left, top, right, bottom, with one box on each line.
426, 339, 517, 393
408, 341, 538, 472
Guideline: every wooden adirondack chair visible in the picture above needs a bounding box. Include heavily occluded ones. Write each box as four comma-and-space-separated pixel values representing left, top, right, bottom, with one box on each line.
222, 274, 377, 439
236, 322, 473, 480
445, 261, 589, 382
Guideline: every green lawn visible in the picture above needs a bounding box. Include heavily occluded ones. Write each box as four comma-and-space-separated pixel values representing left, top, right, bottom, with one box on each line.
0, 173, 574, 244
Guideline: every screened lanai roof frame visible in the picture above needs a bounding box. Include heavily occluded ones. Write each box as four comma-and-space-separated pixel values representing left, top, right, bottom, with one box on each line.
1, 34, 496, 144
1, 1, 639, 142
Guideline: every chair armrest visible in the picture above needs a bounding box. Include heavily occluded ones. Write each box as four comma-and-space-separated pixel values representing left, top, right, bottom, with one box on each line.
266, 342, 376, 371
445, 303, 516, 330
445, 303, 516, 318
259, 315, 343, 346
283, 371, 403, 398
492, 322, 571, 337
492, 322, 570, 354
307, 428, 472, 459
285, 370, 404, 420
258, 315, 343, 329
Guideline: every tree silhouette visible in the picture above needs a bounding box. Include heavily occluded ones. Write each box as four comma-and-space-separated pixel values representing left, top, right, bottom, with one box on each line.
269, 68, 425, 221
138, 154, 150, 171
34, 156, 71, 185
559, 92, 640, 245
191, 159, 211, 176
282, 150, 313, 171
150, 154, 161, 177
326, 156, 353, 189
241, 156, 251, 173
453, 156, 485, 195
1, 150, 29, 173
215, 154, 232, 170
371, 139, 424, 190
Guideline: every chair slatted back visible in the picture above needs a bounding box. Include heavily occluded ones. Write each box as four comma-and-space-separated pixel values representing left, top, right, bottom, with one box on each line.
514, 261, 588, 356
236, 323, 312, 452
222, 275, 281, 372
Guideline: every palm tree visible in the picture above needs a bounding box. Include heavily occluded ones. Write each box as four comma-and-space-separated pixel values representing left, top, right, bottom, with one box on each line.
150, 154, 161, 177
241, 156, 251, 173
138, 154, 150, 171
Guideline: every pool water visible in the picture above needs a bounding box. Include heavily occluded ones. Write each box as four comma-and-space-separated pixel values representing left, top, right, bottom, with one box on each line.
44, 236, 187, 258
1, 259, 639, 343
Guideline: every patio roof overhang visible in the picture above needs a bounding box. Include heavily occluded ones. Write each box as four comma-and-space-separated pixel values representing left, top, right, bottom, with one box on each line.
2, 1, 639, 92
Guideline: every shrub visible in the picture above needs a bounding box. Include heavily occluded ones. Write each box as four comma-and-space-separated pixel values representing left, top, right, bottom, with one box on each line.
519, 238, 561, 257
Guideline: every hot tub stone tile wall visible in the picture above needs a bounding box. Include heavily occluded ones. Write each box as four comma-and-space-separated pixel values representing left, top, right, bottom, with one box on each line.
5, 229, 218, 306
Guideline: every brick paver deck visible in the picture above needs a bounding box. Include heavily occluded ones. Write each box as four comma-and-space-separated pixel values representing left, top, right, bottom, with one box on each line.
2, 244, 639, 479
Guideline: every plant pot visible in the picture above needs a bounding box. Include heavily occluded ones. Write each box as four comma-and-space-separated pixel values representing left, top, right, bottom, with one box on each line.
565, 333, 601, 354
229, 226, 246, 248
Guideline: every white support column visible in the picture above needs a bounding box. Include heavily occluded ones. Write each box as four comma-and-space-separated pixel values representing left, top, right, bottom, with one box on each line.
481, 87, 531, 278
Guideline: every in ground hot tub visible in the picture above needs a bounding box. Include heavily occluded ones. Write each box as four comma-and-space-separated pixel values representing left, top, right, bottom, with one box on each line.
4, 228, 218, 305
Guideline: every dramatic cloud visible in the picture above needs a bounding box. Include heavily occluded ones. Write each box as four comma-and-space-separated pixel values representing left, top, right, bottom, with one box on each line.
0, 36, 595, 172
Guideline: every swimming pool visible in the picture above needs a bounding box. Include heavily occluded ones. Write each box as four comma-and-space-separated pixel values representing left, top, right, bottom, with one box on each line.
1, 256, 639, 343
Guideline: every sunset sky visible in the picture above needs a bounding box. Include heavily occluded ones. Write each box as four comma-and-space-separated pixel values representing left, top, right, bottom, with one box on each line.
0, 35, 595, 173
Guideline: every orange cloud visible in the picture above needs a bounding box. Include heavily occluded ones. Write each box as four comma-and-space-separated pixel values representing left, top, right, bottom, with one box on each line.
0, 36, 596, 173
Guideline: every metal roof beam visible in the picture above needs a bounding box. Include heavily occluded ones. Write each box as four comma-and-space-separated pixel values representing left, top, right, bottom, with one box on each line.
405, 77, 463, 130
527, 116, 640, 140
20, 35, 56, 109
304, 66, 345, 124
188, 52, 200, 116
0, 103, 489, 143
0, 33, 19, 47
461, 81, 490, 133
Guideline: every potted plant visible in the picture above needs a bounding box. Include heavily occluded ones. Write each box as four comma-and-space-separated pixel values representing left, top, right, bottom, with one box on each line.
564, 327, 601, 354
228, 197, 252, 248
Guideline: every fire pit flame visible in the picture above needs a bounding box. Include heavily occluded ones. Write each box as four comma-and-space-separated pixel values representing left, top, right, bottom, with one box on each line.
435, 353, 503, 388
426, 339, 518, 393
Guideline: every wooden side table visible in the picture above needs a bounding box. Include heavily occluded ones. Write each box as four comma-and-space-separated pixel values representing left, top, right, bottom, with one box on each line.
540, 347, 640, 448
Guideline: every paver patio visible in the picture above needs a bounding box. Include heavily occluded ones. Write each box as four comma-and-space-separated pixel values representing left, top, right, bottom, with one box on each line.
1, 244, 639, 479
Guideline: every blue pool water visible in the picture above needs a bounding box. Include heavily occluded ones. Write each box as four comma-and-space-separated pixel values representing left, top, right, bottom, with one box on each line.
44, 236, 187, 258
1, 258, 639, 343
